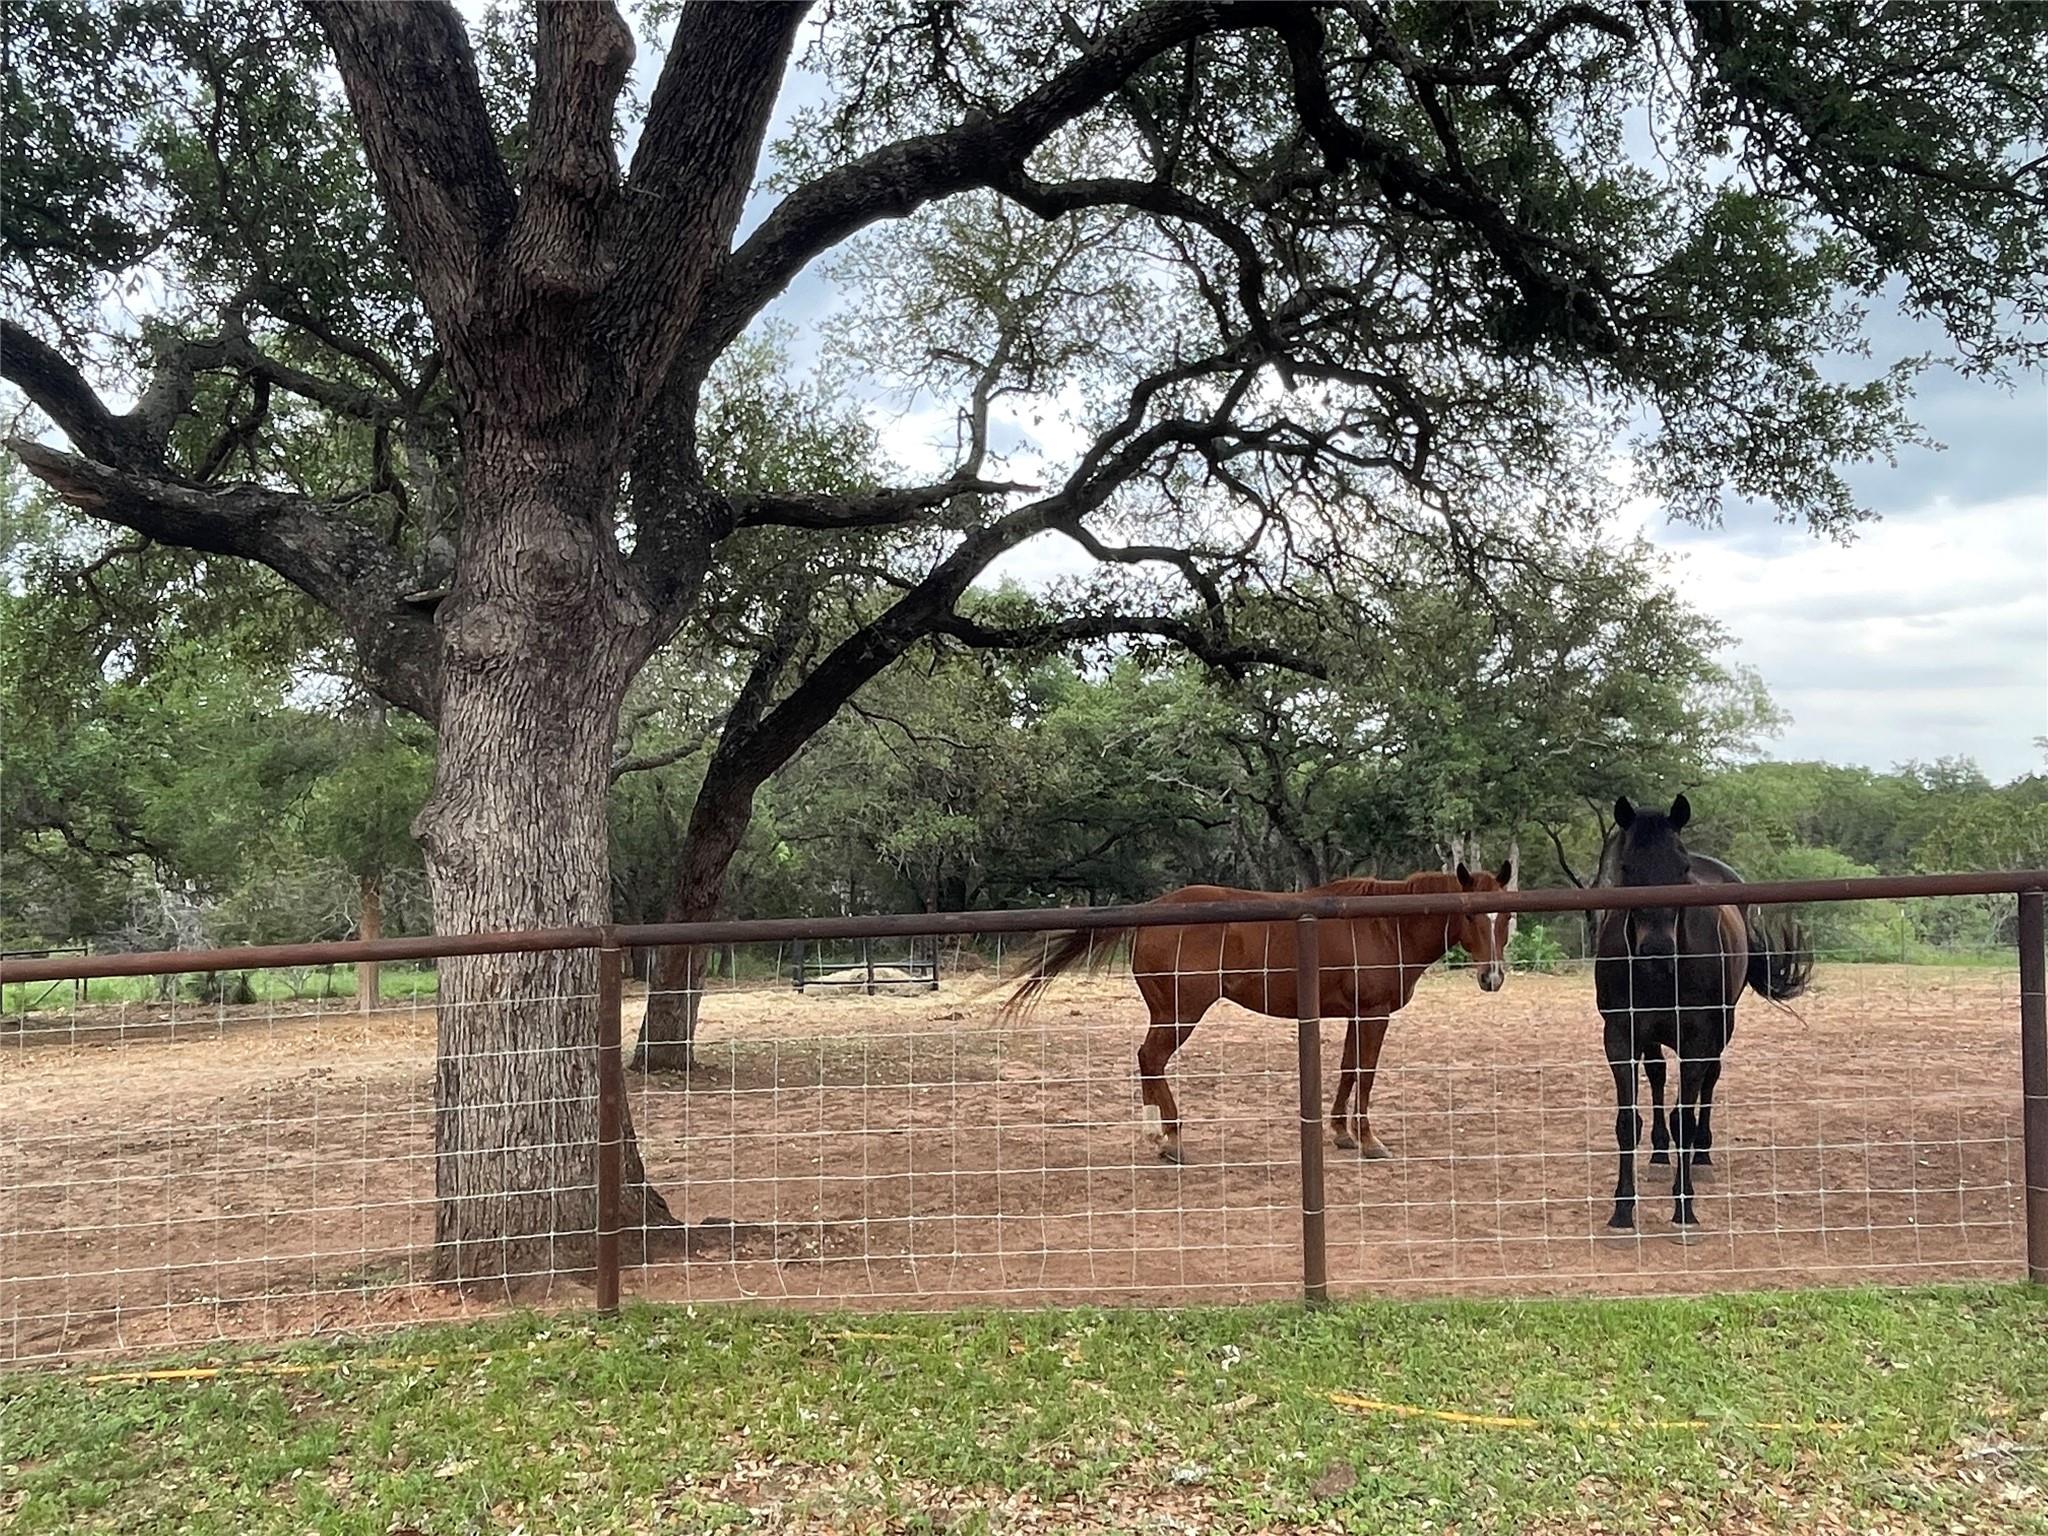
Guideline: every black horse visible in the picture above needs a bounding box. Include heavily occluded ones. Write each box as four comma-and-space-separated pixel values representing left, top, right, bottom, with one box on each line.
1594, 794, 1813, 1230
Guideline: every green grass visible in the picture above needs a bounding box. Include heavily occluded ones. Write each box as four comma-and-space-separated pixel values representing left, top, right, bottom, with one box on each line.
5, 1288, 2045, 1534
4, 965, 440, 1014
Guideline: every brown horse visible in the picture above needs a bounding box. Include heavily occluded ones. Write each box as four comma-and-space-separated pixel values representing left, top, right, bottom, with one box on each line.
1000, 865, 1515, 1164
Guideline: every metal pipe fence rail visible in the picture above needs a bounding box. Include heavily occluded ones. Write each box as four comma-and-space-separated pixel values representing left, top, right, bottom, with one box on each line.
3, 870, 2044, 1367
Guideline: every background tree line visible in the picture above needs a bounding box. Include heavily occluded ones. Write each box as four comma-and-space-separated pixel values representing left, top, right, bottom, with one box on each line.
10, 456, 2041, 975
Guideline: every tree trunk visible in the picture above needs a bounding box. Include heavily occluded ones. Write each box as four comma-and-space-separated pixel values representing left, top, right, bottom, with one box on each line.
412, 450, 671, 1285
633, 831, 732, 1071
630, 733, 775, 1070
356, 874, 381, 1013
635, 947, 707, 1071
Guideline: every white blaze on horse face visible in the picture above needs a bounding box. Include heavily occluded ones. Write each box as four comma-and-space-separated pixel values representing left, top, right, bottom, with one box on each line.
1475, 911, 1511, 991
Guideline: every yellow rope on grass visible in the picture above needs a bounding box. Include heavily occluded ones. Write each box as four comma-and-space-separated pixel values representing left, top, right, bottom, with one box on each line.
84, 1353, 460, 1386
1327, 1390, 1846, 1435
79, 1326, 912, 1387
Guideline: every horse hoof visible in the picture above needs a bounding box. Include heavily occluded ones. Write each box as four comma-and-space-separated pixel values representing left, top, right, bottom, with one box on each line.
1159, 1144, 1185, 1166
1604, 1213, 1636, 1233
1360, 1138, 1393, 1161
1333, 1132, 1359, 1151
1647, 1150, 1670, 1166
1671, 1225, 1705, 1246
1693, 1149, 1713, 1168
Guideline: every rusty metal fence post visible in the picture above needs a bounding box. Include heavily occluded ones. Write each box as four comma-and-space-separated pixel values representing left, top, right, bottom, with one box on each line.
1295, 915, 1329, 1305
596, 943, 625, 1314
2020, 890, 2046, 1285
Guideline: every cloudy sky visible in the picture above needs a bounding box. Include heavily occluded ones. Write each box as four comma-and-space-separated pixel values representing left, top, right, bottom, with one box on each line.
1603, 280, 2042, 782
1649, 416, 2044, 783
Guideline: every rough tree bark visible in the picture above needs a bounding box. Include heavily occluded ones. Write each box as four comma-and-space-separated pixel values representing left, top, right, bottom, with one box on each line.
310, 0, 801, 1280
412, 448, 656, 1279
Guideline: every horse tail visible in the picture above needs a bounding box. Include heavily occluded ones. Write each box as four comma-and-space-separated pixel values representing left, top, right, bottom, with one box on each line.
997, 927, 1131, 1025
1746, 912, 1815, 1002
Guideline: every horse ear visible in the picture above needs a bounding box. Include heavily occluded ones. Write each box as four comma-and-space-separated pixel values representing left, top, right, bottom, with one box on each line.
1614, 797, 1635, 829
1670, 793, 1691, 830
1456, 862, 1475, 891
1496, 858, 1514, 888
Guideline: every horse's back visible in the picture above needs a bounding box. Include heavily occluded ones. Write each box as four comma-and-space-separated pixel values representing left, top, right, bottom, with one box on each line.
1153, 883, 1264, 907
1687, 854, 1744, 886
1129, 886, 1296, 1016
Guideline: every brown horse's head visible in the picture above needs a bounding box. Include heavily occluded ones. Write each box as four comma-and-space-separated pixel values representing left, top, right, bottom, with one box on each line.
1454, 859, 1516, 991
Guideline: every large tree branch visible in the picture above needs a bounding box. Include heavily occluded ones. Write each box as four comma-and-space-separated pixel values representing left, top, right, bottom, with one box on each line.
679, 2, 1274, 377
14, 799, 167, 867
1272, 4, 1623, 356
308, 0, 516, 336
1, 321, 147, 468
1350, 2, 1636, 88
1047, 520, 1229, 620
508, 0, 635, 301
253, 290, 416, 396
995, 168, 1280, 359
931, 611, 1324, 678
610, 727, 715, 783
693, 364, 1277, 805
179, 331, 404, 425
6, 440, 438, 717
731, 473, 1034, 531
635, 333, 1016, 613
610, 2, 807, 426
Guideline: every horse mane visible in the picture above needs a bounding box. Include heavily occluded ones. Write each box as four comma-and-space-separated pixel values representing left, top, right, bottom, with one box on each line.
1317, 870, 1474, 899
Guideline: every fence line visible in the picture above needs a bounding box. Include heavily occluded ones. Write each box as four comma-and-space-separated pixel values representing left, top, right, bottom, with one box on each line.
5, 869, 2046, 985
2, 875, 2044, 1367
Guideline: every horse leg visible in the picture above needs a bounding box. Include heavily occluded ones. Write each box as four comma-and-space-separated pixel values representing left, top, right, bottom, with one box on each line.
1671, 1017, 1713, 1227
1604, 1015, 1639, 1230
1694, 1057, 1721, 1167
1137, 1023, 1196, 1165
1645, 1049, 1671, 1165
1352, 1016, 1393, 1158
1330, 1019, 1360, 1150
1694, 1009, 1732, 1167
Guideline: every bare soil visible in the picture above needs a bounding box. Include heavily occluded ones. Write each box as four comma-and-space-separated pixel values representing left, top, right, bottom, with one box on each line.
1, 963, 2025, 1365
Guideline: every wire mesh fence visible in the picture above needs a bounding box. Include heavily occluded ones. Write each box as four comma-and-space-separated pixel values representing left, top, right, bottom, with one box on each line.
629, 936, 2026, 1310
4, 983, 451, 1364
3, 877, 2043, 1368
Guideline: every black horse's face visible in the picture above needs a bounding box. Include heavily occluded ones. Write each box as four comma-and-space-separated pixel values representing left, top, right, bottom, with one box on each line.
1614, 794, 1693, 959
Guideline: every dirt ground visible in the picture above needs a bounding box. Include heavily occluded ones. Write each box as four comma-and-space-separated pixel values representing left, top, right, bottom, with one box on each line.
0, 961, 2026, 1366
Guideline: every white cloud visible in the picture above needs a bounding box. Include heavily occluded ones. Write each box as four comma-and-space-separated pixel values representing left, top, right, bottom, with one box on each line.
1639, 493, 2047, 780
